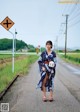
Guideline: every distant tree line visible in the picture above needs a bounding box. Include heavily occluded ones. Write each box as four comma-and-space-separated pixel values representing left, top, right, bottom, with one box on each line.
0, 38, 46, 52
27, 44, 36, 52
58, 49, 80, 53
0, 38, 28, 50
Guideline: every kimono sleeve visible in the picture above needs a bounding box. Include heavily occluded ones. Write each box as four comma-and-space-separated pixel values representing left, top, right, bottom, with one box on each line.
52, 51, 57, 65
38, 52, 44, 72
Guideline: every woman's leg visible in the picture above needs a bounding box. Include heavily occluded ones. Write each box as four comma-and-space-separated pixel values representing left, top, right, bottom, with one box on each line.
49, 78, 54, 101
50, 90, 53, 98
48, 90, 54, 102
42, 73, 49, 100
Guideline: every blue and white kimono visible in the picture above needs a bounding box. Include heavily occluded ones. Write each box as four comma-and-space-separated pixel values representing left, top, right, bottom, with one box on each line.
37, 50, 57, 92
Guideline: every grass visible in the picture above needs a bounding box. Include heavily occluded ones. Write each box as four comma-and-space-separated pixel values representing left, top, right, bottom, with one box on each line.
0, 54, 20, 59
0, 55, 39, 93
58, 53, 80, 65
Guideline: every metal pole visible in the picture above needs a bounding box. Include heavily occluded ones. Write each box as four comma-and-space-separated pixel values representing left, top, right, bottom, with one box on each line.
8, 30, 14, 73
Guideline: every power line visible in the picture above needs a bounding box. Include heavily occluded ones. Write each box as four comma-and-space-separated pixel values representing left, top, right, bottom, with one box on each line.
69, 19, 80, 28
62, 4, 70, 14
68, 2, 80, 20
62, 1, 80, 21
64, 4, 71, 14
69, 4, 77, 15
69, 11, 80, 22
68, 0, 80, 15
63, 5, 67, 14
58, 22, 65, 36
61, 1, 80, 28
58, 1, 80, 50
69, 6, 80, 20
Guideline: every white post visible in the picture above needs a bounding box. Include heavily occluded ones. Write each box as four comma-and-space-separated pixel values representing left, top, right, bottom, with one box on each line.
12, 34, 14, 73
8, 30, 14, 73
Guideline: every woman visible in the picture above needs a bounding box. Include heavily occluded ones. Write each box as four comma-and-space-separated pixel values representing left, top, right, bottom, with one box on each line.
37, 40, 57, 102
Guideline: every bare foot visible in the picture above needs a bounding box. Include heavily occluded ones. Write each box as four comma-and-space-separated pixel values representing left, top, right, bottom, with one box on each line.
42, 96, 47, 102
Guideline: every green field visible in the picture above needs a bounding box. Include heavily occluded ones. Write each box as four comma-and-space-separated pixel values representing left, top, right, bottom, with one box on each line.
0, 54, 38, 93
0, 54, 20, 59
59, 53, 80, 65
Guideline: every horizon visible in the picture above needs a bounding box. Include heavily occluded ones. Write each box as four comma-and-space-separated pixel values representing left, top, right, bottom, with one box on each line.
0, 37, 80, 50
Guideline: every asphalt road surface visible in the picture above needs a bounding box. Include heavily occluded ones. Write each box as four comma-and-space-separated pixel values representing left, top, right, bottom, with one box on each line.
0, 58, 80, 112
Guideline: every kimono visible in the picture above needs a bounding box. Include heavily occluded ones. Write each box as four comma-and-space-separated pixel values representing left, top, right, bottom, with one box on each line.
37, 50, 57, 92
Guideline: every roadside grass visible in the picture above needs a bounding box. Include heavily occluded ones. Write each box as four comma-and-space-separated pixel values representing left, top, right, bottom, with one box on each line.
0, 55, 39, 93
0, 54, 20, 59
58, 53, 80, 66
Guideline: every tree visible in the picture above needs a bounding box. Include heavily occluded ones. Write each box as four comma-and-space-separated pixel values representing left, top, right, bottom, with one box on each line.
0, 38, 28, 50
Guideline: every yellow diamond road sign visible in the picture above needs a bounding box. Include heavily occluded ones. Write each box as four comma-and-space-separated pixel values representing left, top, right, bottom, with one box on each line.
0, 16, 15, 31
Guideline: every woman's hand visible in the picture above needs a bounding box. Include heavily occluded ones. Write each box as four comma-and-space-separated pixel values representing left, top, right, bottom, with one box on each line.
42, 67, 46, 71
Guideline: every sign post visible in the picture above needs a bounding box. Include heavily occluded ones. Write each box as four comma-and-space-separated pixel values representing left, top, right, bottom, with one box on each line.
15, 29, 17, 52
0, 16, 15, 73
8, 30, 15, 73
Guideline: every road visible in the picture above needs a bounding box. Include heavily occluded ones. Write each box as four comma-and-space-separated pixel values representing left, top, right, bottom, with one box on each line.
0, 58, 80, 112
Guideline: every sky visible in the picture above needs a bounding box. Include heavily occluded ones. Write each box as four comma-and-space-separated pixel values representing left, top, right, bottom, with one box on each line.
0, 0, 80, 49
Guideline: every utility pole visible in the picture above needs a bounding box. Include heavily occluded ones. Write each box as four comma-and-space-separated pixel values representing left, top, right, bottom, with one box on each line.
65, 15, 69, 58
62, 14, 69, 58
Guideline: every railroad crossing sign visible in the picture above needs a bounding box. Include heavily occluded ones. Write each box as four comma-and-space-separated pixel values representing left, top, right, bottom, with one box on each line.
0, 16, 14, 30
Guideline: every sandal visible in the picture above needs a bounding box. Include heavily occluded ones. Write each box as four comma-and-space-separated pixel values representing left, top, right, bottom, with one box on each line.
48, 97, 54, 102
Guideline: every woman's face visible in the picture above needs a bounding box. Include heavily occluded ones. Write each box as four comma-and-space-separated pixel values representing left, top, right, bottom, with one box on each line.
46, 43, 52, 50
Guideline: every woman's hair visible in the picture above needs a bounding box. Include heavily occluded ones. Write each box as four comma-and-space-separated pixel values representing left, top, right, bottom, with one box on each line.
46, 40, 53, 48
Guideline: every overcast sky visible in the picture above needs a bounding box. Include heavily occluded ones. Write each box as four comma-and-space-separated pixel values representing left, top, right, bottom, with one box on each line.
0, 0, 80, 49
